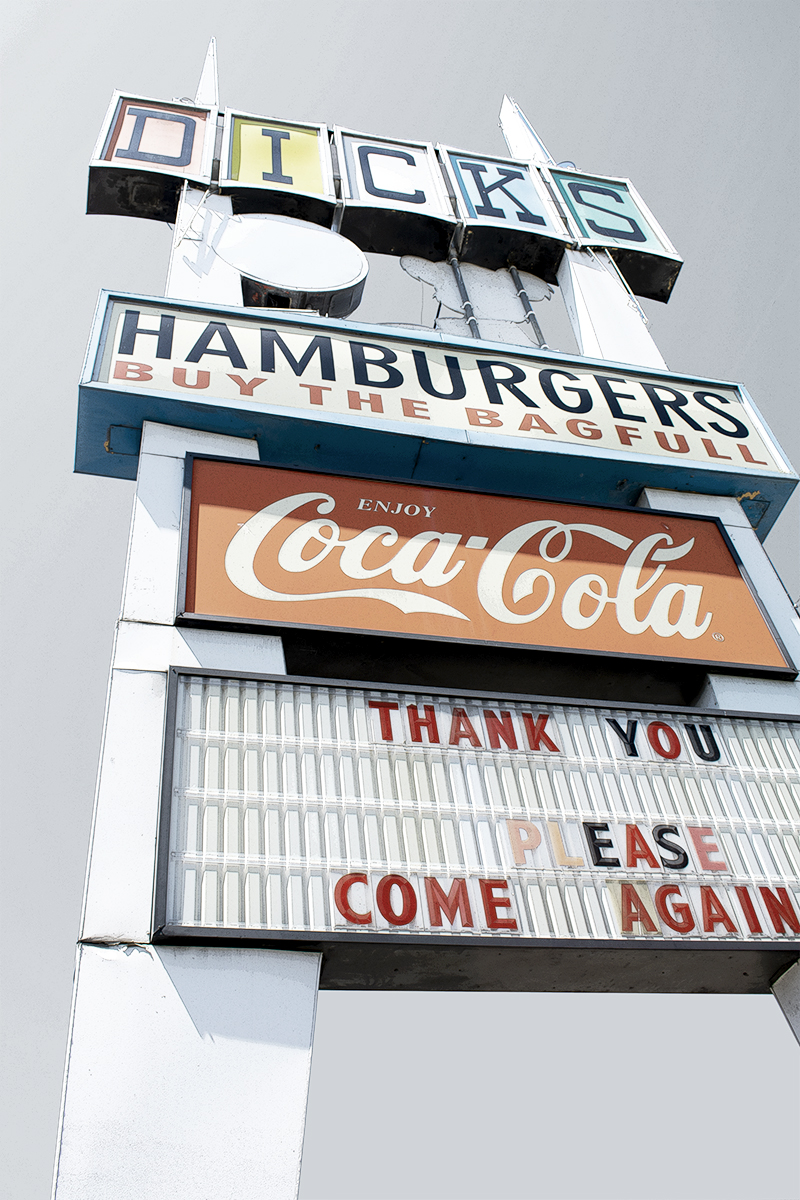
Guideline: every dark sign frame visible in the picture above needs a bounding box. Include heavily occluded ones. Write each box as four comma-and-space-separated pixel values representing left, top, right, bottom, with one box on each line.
152, 667, 800, 994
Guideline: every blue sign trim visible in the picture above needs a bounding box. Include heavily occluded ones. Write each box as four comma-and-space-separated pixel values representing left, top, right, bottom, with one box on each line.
76, 292, 797, 540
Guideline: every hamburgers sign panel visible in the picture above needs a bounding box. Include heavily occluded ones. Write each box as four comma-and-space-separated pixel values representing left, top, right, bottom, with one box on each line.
180, 459, 792, 674
78, 297, 797, 533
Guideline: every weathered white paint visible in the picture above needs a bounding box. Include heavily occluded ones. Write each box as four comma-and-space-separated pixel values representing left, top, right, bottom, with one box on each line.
193, 36, 219, 109
499, 97, 669, 370
120, 451, 185, 624
80, 669, 167, 943
59, 422, 306, 1199
85, 423, 283, 942
52, 944, 321, 1200
557, 247, 668, 369
772, 960, 800, 1045
121, 423, 259, 626
165, 187, 245, 306
640, 487, 800, 715
114, 621, 286, 674
139, 420, 261, 462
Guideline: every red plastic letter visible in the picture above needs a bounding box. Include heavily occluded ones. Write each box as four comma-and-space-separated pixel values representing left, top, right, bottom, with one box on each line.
522, 713, 560, 752
334, 874, 372, 925
369, 700, 399, 741
448, 708, 482, 747
655, 885, 695, 933
647, 722, 682, 759
376, 875, 417, 926
479, 879, 517, 930
625, 825, 659, 869
425, 878, 473, 928
688, 827, 728, 872
700, 887, 737, 933
407, 704, 439, 744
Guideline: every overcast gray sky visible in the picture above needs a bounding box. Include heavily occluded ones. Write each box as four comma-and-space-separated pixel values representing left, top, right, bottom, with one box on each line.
2, 3, 799, 1199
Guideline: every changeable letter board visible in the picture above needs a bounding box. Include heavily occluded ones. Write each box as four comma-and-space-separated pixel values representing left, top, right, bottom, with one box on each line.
156, 673, 800, 991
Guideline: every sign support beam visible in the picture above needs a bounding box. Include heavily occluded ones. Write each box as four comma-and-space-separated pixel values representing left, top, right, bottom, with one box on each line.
500, 96, 668, 369
772, 961, 800, 1044
53, 424, 321, 1200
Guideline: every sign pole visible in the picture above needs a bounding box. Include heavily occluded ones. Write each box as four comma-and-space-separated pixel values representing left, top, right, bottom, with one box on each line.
52, 424, 324, 1200
499, 96, 668, 369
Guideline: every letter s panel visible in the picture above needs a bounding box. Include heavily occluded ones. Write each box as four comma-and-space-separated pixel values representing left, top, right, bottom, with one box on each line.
548, 167, 682, 302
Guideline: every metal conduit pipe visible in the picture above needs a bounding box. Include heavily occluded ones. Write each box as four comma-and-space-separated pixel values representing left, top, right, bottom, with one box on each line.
508, 265, 548, 348
447, 251, 480, 339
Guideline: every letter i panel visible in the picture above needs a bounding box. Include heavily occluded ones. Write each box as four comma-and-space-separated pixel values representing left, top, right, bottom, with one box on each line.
177, 456, 793, 676
218, 111, 337, 224
153, 670, 800, 992
87, 93, 217, 222
438, 146, 571, 279
547, 167, 683, 302
334, 128, 457, 259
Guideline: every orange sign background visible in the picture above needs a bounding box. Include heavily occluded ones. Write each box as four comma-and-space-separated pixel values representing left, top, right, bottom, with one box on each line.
183, 459, 790, 670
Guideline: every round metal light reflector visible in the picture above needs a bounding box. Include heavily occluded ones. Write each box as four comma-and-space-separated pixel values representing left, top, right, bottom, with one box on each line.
215, 213, 368, 316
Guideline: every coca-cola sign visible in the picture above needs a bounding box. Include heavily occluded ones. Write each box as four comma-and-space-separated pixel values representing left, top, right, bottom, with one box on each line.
181, 459, 791, 672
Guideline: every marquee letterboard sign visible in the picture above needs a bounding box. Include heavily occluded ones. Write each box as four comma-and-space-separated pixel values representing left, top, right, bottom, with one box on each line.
155, 672, 800, 991
180, 458, 792, 675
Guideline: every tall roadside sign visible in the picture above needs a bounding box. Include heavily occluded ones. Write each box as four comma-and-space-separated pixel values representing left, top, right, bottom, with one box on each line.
52, 40, 800, 1200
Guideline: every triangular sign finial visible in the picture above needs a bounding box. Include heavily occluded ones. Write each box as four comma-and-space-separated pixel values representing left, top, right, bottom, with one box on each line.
195, 37, 219, 108
499, 95, 554, 166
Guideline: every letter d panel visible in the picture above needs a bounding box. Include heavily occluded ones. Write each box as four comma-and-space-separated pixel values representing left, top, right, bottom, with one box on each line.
439, 147, 571, 281
87, 93, 216, 222
335, 129, 457, 259
548, 168, 683, 302
218, 111, 337, 225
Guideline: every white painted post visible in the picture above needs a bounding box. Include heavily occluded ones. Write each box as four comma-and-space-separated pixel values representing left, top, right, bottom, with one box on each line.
639, 487, 800, 1042
556, 247, 668, 368
54, 423, 322, 1200
164, 39, 243, 305
772, 961, 800, 1045
639, 488, 800, 716
499, 95, 668, 369
53, 945, 320, 1200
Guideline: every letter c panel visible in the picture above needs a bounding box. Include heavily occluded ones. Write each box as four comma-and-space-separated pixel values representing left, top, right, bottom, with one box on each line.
335, 128, 457, 259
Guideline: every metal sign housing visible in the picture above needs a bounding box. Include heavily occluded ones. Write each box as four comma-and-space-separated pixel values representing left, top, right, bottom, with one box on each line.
218, 110, 337, 224
76, 293, 798, 535
87, 92, 217, 222
154, 670, 800, 993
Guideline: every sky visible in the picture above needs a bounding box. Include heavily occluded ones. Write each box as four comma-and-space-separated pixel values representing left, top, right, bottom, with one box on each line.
1, 3, 799, 1199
